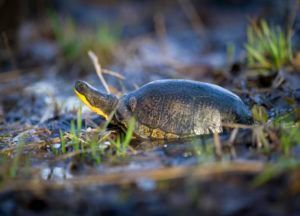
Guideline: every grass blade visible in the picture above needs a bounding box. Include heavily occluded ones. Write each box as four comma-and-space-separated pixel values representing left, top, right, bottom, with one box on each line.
59, 129, 66, 154
70, 120, 79, 151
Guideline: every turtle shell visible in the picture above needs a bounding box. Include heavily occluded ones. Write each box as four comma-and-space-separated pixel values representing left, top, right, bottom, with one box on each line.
117, 79, 252, 139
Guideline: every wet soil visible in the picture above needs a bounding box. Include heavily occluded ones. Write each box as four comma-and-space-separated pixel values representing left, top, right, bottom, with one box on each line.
0, 0, 300, 215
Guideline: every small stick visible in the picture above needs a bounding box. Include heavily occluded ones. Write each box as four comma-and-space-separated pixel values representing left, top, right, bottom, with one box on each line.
228, 128, 238, 158
88, 50, 110, 93
5, 162, 264, 191
0, 137, 62, 154
154, 12, 167, 42
213, 132, 222, 158
222, 122, 254, 129
1, 33, 18, 70
177, 0, 205, 37
102, 69, 125, 80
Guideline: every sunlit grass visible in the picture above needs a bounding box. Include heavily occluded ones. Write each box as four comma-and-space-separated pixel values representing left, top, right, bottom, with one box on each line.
88, 136, 102, 164
70, 120, 80, 151
77, 104, 82, 133
56, 105, 135, 162
68, 104, 83, 152
59, 129, 66, 154
9, 139, 25, 178
110, 117, 135, 157
121, 118, 136, 153
245, 20, 292, 73
251, 105, 268, 123
281, 127, 300, 155
58, 104, 82, 154
252, 110, 300, 186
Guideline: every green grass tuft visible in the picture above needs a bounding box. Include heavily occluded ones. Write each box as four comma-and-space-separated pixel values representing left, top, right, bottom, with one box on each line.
251, 105, 268, 123
77, 104, 82, 133
121, 118, 135, 153
245, 20, 292, 73
111, 117, 135, 157
70, 120, 80, 151
89, 136, 102, 164
59, 129, 66, 154
9, 139, 25, 178
252, 110, 300, 186
280, 126, 300, 156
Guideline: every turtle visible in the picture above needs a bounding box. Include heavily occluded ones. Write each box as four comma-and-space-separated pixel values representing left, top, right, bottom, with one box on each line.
74, 79, 252, 139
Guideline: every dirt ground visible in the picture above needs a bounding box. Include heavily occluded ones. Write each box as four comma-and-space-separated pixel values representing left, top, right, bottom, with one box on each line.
0, 0, 300, 215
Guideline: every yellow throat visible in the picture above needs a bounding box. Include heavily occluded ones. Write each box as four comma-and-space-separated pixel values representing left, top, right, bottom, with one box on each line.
74, 89, 108, 120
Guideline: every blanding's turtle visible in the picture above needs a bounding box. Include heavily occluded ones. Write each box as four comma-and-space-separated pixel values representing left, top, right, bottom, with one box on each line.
74, 79, 252, 139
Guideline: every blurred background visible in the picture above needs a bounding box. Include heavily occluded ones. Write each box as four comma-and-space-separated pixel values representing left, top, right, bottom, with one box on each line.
1, 0, 300, 215
1, 0, 297, 114
0, 1, 296, 74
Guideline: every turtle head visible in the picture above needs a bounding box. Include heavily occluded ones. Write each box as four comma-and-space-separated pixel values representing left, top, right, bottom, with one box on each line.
74, 80, 118, 119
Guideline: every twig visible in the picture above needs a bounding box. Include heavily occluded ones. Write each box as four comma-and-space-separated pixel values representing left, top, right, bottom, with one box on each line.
272, 70, 285, 89
154, 12, 167, 42
54, 149, 86, 161
213, 132, 222, 158
0, 70, 20, 83
102, 69, 125, 80
177, 0, 205, 37
222, 122, 254, 129
128, 145, 138, 154
0, 137, 62, 154
88, 50, 110, 93
285, 0, 298, 36
4, 162, 265, 191
153, 12, 169, 56
228, 128, 238, 158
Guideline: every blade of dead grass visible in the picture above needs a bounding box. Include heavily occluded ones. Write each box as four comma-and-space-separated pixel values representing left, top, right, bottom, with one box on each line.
9, 140, 25, 178
213, 132, 222, 158
4, 161, 264, 191
177, 0, 205, 37
102, 69, 125, 80
88, 50, 110, 93
228, 128, 238, 158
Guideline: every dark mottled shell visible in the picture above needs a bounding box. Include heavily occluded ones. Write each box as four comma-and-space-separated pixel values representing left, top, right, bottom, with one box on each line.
120, 79, 252, 138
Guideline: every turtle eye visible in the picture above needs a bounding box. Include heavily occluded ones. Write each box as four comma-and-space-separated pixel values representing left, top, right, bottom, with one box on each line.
75, 81, 87, 93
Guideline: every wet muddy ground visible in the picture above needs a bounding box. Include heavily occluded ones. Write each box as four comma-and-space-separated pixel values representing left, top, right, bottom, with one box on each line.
0, 0, 300, 215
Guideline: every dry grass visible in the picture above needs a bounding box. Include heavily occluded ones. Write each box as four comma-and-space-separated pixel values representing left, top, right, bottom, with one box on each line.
1, 161, 264, 192
88, 50, 110, 93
